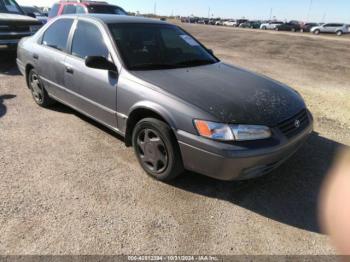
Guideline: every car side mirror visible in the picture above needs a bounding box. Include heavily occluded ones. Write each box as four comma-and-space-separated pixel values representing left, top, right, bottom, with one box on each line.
208, 49, 214, 55
85, 56, 117, 71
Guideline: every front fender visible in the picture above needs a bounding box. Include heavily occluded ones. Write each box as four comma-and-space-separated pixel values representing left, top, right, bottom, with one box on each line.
128, 101, 177, 129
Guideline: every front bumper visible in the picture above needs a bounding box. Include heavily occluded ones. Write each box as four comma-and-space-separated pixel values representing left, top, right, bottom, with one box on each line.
177, 113, 313, 181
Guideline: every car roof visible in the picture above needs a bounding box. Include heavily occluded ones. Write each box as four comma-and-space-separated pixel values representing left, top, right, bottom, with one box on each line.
60, 14, 169, 25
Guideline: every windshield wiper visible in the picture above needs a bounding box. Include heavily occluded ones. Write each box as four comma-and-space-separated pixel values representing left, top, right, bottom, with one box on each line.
174, 59, 216, 66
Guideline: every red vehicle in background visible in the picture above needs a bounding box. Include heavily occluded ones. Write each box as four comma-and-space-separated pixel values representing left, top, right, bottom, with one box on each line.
48, 1, 127, 20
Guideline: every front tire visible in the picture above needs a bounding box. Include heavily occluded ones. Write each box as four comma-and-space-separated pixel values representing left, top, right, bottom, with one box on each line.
28, 69, 55, 107
314, 29, 320, 35
336, 30, 343, 36
132, 118, 184, 181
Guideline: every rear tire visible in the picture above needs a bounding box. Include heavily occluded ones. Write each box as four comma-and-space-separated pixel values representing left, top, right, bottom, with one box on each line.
132, 118, 184, 181
28, 69, 55, 107
336, 30, 343, 36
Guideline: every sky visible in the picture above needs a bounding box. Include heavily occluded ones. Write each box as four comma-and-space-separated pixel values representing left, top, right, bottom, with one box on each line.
16, 0, 350, 23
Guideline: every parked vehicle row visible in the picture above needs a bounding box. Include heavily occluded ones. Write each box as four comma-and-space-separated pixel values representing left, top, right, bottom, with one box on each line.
180, 16, 350, 36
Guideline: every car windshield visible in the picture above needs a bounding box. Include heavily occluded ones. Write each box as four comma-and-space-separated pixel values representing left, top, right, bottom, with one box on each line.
22, 6, 42, 16
87, 5, 127, 15
108, 23, 219, 70
0, 0, 23, 14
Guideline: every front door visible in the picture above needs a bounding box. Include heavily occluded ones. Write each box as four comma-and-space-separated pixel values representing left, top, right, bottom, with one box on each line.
64, 20, 118, 129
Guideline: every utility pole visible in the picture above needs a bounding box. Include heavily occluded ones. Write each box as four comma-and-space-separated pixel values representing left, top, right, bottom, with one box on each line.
322, 12, 327, 23
153, 2, 157, 15
208, 7, 211, 19
269, 8, 273, 21
306, 0, 313, 22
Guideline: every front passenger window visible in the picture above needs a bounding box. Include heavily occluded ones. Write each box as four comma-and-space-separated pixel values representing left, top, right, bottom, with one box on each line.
71, 21, 109, 59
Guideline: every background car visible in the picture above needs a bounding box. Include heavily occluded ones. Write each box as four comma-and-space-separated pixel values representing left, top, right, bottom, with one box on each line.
197, 18, 209, 24
311, 23, 349, 36
215, 20, 223, 26
223, 20, 237, 26
275, 22, 301, 32
260, 21, 284, 30
21, 6, 48, 24
235, 19, 249, 27
48, 1, 127, 20
239, 21, 262, 29
0, 0, 42, 49
300, 22, 319, 32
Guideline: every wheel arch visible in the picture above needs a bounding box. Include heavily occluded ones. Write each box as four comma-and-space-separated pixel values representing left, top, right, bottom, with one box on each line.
124, 102, 177, 147
25, 63, 35, 89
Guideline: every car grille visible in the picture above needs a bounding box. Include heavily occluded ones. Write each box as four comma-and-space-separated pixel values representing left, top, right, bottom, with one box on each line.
0, 25, 30, 33
277, 109, 309, 138
0, 34, 31, 40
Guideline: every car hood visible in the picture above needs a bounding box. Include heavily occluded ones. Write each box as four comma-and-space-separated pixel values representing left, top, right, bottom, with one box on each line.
131, 62, 306, 126
0, 13, 41, 25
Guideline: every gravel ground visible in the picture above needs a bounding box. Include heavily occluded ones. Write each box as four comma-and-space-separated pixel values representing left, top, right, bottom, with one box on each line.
0, 25, 349, 255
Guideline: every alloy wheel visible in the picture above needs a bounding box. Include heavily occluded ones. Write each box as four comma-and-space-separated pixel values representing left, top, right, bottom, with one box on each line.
30, 72, 43, 104
136, 128, 169, 174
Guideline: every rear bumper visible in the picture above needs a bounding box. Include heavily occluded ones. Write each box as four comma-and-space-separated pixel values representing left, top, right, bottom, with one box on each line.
177, 113, 313, 181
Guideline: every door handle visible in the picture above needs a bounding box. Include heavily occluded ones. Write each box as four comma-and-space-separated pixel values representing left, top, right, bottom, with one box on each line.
65, 66, 74, 74
33, 54, 39, 60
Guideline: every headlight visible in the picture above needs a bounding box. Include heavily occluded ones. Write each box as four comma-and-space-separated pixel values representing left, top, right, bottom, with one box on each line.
30, 25, 41, 33
194, 120, 271, 141
231, 125, 272, 141
194, 120, 234, 141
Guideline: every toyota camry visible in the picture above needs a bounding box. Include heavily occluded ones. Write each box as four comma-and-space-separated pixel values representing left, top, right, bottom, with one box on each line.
17, 15, 313, 181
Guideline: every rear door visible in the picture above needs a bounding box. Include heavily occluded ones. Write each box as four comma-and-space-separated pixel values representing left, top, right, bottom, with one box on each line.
36, 18, 74, 102
64, 19, 118, 128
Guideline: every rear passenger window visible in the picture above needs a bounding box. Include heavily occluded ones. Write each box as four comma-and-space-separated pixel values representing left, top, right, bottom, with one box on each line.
48, 4, 59, 18
63, 5, 77, 14
71, 21, 109, 59
42, 19, 73, 51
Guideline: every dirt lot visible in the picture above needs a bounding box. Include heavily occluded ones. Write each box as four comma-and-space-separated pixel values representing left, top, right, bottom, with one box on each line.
1, 24, 350, 255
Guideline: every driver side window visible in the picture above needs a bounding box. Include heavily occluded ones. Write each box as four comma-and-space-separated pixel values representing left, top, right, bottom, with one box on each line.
71, 20, 109, 59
